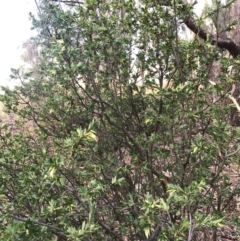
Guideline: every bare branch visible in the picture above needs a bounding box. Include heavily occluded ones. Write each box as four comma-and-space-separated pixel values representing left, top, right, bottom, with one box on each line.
184, 16, 240, 58
228, 94, 240, 111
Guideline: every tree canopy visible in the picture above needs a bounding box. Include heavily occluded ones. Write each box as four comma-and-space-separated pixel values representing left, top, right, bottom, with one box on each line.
1, 0, 240, 240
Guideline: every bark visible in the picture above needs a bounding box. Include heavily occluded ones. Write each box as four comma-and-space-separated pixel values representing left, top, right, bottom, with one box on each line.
183, 13, 240, 126
183, 16, 240, 58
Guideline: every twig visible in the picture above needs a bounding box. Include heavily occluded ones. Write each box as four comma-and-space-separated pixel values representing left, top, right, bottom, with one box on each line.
228, 94, 240, 112
0, 206, 64, 233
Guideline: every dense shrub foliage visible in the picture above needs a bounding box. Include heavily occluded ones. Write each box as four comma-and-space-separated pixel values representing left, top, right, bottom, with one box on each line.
0, 0, 240, 240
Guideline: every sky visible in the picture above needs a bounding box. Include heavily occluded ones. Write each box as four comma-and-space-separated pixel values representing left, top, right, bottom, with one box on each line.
0, 0, 36, 88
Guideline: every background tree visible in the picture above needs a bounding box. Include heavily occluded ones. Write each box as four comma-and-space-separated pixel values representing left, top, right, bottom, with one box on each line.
21, 39, 39, 72
0, 0, 240, 240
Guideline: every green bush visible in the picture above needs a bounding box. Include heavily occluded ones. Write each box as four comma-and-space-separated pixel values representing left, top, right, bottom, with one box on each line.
0, 0, 240, 240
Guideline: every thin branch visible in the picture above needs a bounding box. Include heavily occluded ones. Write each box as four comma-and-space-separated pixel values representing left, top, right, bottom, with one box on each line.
0, 206, 64, 233
188, 212, 194, 241
226, 144, 240, 157
228, 94, 240, 111
58, 0, 83, 4
34, 0, 53, 38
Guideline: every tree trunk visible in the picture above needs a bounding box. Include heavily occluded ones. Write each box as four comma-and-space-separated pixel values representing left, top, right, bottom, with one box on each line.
184, 0, 240, 126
